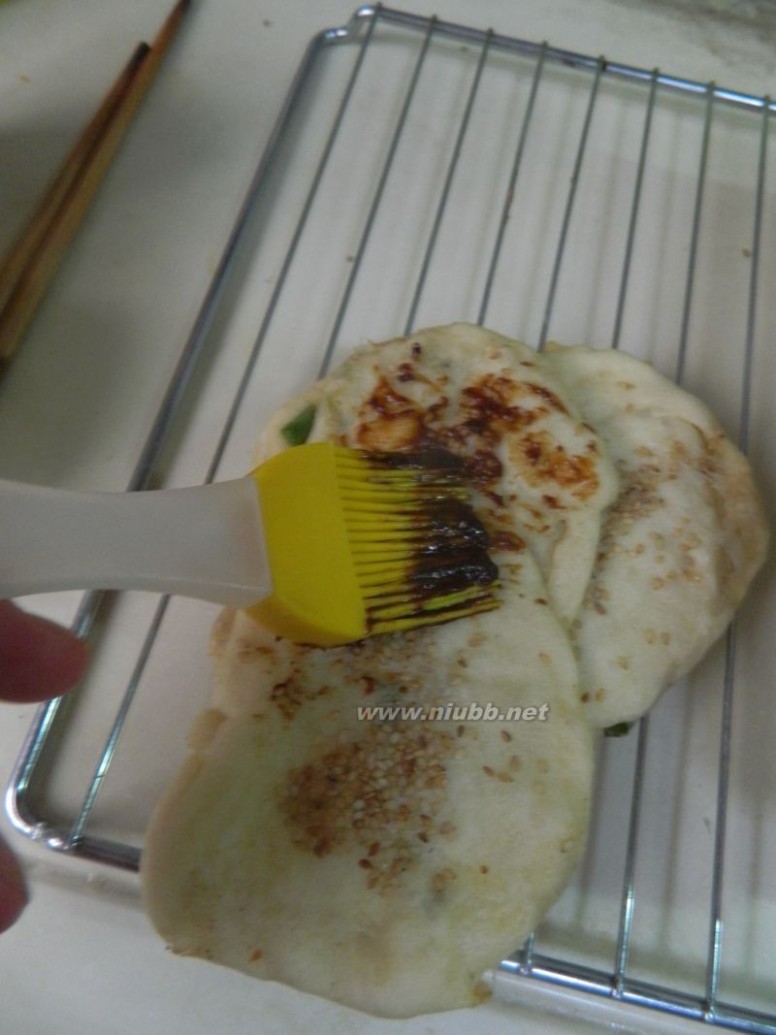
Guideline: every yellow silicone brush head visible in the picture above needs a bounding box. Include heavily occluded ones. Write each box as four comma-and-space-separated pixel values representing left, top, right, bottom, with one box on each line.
245, 442, 499, 647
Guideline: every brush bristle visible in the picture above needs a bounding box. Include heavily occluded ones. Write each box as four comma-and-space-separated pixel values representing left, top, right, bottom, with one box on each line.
334, 447, 500, 635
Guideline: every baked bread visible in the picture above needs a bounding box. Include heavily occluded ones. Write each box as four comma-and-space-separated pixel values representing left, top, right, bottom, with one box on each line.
544, 342, 769, 727
142, 324, 768, 1016
142, 325, 601, 1017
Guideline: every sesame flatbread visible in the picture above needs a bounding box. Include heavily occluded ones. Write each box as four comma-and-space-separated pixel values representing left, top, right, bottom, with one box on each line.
142, 326, 768, 1015
141, 325, 599, 1017
142, 584, 593, 1017
544, 343, 769, 727
259, 324, 619, 625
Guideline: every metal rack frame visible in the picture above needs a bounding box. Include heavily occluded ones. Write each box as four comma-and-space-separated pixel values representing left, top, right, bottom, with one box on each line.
5, 6, 775, 1031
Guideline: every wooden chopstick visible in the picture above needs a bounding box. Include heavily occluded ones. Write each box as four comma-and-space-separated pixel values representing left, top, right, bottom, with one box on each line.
0, 0, 192, 378
0, 43, 150, 320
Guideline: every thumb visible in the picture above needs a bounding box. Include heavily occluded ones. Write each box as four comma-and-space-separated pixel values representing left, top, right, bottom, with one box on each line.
0, 601, 88, 703
0, 833, 27, 934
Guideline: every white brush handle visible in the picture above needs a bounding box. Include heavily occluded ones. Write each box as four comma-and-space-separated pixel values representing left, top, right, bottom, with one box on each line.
0, 476, 271, 607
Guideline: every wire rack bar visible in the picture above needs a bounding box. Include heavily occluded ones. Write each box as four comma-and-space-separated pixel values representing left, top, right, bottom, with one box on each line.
538, 56, 604, 350
321, 14, 436, 372
612, 714, 650, 996
477, 42, 547, 328
676, 83, 715, 386
403, 28, 493, 334
611, 68, 658, 351
703, 92, 770, 1022
356, 4, 776, 115
502, 953, 776, 1033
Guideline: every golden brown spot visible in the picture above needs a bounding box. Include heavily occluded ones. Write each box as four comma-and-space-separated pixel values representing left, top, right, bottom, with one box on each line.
356, 377, 426, 451
459, 374, 538, 435
431, 867, 457, 893
515, 430, 599, 499
359, 675, 376, 696
269, 678, 301, 721
525, 380, 569, 412
466, 448, 504, 486
489, 529, 526, 552
473, 980, 493, 1005
281, 724, 458, 891
596, 463, 664, 566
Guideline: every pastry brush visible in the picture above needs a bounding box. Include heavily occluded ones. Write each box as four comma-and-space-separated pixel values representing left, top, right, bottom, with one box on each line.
0, 442, 499, 646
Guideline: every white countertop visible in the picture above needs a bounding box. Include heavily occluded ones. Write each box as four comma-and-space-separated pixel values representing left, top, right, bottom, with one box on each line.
2, 2, 775, 1033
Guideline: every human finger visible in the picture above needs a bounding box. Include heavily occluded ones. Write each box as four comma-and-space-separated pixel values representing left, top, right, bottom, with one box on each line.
0, 832, 27, 934
0, 600, 88, 703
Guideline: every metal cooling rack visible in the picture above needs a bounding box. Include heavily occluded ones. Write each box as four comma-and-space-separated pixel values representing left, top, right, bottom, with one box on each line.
6, 6, 776, 1031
